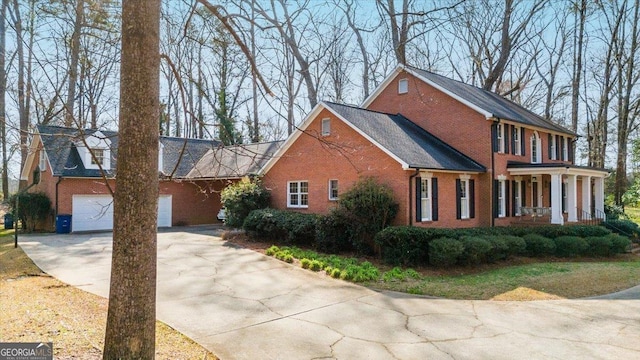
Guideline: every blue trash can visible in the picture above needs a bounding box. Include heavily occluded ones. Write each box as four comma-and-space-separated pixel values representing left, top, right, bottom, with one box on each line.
56, 214, 72, 234
4, 213, 13, 229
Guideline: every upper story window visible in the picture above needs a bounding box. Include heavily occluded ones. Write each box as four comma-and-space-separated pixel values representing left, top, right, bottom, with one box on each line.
328, 179, 338, 201
562, 137, 568, 161
496, 124, 504, 153
513, 126, 521, 155
531, 132, 541, 164
398, 78, 409, 94
288, 181, 309, 208
550, 135, 557, 160
321, 118, 331, 136
90, 148, 105, 166
39, 150, 47, 171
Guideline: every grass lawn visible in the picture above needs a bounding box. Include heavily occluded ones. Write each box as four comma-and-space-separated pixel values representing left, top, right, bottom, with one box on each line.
625, 206, 640, 223
0, 231, 218, 359
363, 259, 640, 300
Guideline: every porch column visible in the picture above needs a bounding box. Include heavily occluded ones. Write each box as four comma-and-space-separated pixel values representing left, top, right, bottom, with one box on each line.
550, 173, 564, 224
594, 176, 605, 220
581, 176, 592, 219
567, 174, 578, 222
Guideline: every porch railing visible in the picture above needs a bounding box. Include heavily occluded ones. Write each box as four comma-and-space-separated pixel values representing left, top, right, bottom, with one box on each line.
576, 208, 606, 226
519, 207, 551, 222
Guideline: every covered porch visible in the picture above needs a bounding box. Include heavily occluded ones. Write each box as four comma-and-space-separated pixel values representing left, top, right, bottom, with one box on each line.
507, 163, 609, 225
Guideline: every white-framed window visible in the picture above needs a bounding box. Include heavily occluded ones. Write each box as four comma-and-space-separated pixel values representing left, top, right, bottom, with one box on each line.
39, 150, 47, 171
497, 123, 504, 153
91, 148, 105, 166
288, 181, 309, 208
420, 177, 432, 221
497, 179, 506, 218
531, 132, 541, 164
513, 126, 521, 155
514, 180, 522, 215
550, 135, 557, 160
328, 179, 338, 201
459, 179, 469, 219
562, 137, 568, 161
398, 78, 409, 94
321, 118, 331, 136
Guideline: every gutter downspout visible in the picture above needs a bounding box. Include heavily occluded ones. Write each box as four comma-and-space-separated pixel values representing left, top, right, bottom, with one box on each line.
409, 169, 421, 226
55, 176, 63, 217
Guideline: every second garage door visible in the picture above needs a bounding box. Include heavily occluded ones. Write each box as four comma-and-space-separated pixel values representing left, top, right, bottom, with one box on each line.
71, 194, 172, 232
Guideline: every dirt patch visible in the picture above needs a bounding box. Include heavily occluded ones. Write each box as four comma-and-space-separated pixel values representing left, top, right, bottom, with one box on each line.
491, 287, 565, 301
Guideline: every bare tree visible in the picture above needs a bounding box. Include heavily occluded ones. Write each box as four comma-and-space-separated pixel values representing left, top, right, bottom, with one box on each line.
103, 0, 160, 357
571, 0, 586, 134
1, 0, 8, 198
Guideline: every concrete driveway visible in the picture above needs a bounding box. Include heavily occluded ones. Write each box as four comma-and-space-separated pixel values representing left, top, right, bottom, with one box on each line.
19, 227, 640, 360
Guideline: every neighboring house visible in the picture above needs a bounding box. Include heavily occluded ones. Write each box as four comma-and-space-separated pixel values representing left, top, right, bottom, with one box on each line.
260, 64, 609, 227
21, 125, 226, 232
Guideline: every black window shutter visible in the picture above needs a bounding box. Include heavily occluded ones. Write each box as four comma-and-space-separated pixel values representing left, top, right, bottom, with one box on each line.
505, 180, 510, 217
511, 180, 517, 216
547, 134, 552, 159
562, 182, 566, 212
493, 180, 499, 218
503, 124, 510, 153
511, 126, 517, 154
491, 123, 498, 152
520, 127, 526, 156
415, 177, 422, 222
556, 135, 561, 160
432, 178, 438, 221
469, 179, 475, 219
456, 179, 462, 219
522, 180, 527, 207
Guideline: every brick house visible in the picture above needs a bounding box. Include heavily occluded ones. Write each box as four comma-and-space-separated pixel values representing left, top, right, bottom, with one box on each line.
21, 125, 229, 232
260, 64, 609, 227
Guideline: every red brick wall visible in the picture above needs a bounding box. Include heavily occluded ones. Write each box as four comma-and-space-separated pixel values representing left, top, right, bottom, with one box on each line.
262, 107, 484, 228
159, 180, 226, 225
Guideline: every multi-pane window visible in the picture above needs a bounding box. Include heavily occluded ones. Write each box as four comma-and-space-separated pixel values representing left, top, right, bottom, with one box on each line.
398, 78, 408, 94
562, 137, 568, 161
91, 148, 105, 166
328, 180, 338, 200
514, 180, 522, 215
460, 179, 469, 219
288, 181, 309, 208
531, 133, 541, 163
39, 150, 47, 171
420, 178, 432, 221
513, 126, 521, 155
550, 135, 557, 160
321, 118, 331, 136
496, 124, 504, 153
497, 180, 506, 218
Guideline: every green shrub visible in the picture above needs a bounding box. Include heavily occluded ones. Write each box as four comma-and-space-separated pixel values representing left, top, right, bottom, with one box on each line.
9, 192, 52, 232
523, 234, 555, 257
375, 226, 433, 266
315, 211, 352, 253
243, 208, 317, 244
602, 219, 639, 238
309, 260, 324, 271
429, 237, 464, 267
265, 245, 280, 256
608, 234, 632, 254
221, 177, 270, 227
484, 236, 509, 262
459, 236, 492, 265
333, 177, 399, 254
300, 258, 312, 269
553, 236, 589, 257
330, 268, 342, 278
585, 236, 613, 257
338, 262, 379, 282
502, 235, 527, 257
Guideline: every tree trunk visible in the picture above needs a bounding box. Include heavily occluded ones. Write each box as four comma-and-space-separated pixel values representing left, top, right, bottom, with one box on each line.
102, 0, 160, 358
571, 0, 586, 134
0, 0, 7, 199
64, 0, 84, 127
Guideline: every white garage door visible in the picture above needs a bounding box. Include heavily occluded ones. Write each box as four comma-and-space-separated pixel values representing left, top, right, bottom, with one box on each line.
71, 195, 172, 232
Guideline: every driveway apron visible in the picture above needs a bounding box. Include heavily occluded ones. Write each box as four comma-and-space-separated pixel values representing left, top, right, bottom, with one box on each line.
19, 228, 640, 360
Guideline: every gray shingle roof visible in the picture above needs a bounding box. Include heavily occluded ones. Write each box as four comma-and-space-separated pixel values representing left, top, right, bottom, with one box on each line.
186, 141, 283, 179
325, 102, 485, 172
406, 66, 575, 135
38, 125, 220, 179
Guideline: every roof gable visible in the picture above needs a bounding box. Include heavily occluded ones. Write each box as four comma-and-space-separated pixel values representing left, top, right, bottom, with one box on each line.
363, 64, 575, 136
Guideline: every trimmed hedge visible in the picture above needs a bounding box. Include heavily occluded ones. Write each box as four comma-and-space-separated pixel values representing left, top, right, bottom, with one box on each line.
315, 211, 352, 253
602, 219, 639, 238
553, 236, 589, 258
243, 208, 318, 245
375, 226, 432, 266
585, 236, 612, 257
523, 234, 556, 257
429, 238, 464, 267
608, 233, 632, 254
459, 236, 492, 265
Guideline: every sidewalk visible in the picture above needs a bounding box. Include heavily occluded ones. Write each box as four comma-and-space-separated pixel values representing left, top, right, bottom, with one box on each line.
19, 228, 640, 360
